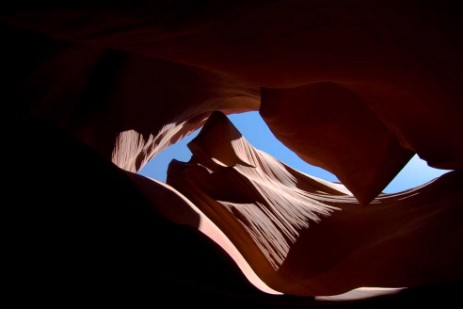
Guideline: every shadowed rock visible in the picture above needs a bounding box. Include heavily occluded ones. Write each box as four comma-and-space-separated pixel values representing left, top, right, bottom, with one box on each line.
261, 82, 414, 205
168, 111, 463, 296
3, 1, 463, 305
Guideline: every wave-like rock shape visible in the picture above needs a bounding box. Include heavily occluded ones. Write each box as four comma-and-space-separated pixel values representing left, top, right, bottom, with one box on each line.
4, 1, 462, 176
3, 1, 463, 304
170, 112, 345, 270
3, 25, 259, 173
168, 111, 463, 296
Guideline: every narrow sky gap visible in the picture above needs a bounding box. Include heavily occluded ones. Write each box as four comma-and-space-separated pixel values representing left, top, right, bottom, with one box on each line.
139, 111, 449, 193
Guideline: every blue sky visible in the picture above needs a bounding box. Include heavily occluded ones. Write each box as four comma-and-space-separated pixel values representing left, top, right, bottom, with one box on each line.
139, 111, 448, 193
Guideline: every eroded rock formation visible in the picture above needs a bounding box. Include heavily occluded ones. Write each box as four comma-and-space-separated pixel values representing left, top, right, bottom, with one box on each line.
3, 1, 463, 306
261, 83, 414, 205
168, 111, 463, 296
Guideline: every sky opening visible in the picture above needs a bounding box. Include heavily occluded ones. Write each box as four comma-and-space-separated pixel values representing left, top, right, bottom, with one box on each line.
139, 111, 449, 193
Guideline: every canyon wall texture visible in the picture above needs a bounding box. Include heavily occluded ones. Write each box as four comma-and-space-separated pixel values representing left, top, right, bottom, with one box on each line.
3, 1, 463, 306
